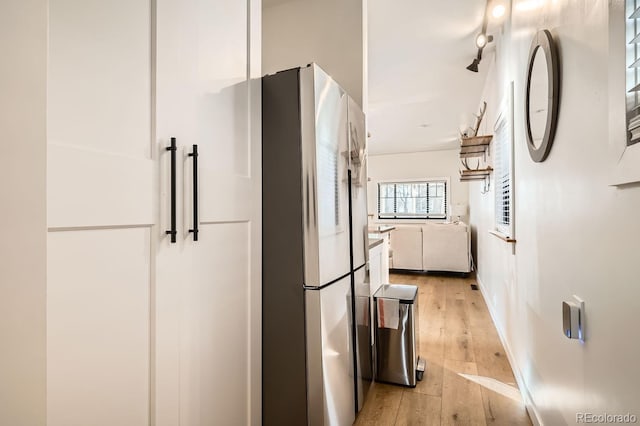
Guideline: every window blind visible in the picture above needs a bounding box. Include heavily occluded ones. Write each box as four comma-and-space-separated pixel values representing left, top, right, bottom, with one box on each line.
494, 115, 512, 236
378, 180, 447, 219
627, 0, 640, 146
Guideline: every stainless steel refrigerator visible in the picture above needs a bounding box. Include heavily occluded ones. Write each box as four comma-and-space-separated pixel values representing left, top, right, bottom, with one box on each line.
262, 64, 372, 426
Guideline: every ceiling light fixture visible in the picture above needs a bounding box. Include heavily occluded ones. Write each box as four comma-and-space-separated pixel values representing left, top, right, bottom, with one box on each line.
466, 50, 482, 73
475, 33, 494, 49
492, 3, 506, 18
466, 58, 480, 73
466, 0, 494, 73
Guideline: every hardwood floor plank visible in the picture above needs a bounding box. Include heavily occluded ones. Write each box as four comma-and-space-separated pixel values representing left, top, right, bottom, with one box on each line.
412, 326, 444, 397
444, 328, 476, 362
423, 281, 446, 330
444, 285, 470, 332
480, 387, 531, 425
465, 286, 494, 332
395, 391, 441, 426
355, 382, 403, 426
471, 329, 517, 385
445, 297, 469, 330
389, 272, 419, 285
441, 359, 487, 426
411, 277, 445, 397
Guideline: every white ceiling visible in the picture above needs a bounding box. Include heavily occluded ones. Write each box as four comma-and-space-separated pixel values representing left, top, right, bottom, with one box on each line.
367, 0, 491, 155
263, 0, 493, 155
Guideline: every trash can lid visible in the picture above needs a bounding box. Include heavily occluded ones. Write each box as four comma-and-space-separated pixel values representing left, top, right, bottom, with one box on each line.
373, 284, 418, 304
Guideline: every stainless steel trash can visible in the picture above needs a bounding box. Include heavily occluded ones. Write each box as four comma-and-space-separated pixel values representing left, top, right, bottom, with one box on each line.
373, 284, 423, 387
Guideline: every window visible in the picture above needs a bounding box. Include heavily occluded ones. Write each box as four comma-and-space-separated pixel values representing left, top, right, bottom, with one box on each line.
608, 0, 640, 185
494, 97, 513, 237
377, 180, 448, 219
627, 0, 640, 146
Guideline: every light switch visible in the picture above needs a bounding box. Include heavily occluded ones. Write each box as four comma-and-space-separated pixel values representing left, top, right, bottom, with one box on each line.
562, 296, 585, 341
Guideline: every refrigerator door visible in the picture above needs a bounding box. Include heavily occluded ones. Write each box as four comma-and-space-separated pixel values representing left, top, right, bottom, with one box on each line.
305, 275, 356, 426
353, 264, 373, 411
348, 96, 369, 270
300, 65, 351, 288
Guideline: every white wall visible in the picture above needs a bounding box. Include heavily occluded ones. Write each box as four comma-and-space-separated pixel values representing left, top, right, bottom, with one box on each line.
262, 0, 366, 107
367, 149, 469, 223
0, 1, 47, 424
469, 1, 640, 424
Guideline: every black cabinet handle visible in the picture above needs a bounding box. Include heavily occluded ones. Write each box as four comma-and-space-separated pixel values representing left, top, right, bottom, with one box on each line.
166, 138, 177, 243
188, 144, 199, 241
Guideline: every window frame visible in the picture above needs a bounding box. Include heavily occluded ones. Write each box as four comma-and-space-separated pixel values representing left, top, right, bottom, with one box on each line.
376, 177, 450, 221
609, 0, 640, 185
625, 0, 640, 147
493, 83, 515, 239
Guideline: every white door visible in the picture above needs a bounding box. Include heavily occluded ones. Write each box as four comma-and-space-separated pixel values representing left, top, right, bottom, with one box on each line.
47, 1, 154, 425
47, 0, 260, 425
156, 0, 261, 425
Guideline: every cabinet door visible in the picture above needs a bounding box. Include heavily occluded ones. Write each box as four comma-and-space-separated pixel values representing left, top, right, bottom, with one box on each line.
47, 1, 155, 425
369, 245, 383, 296
156, 0, 261, 424
47, 1, 261, 425
390, 228, 423, 270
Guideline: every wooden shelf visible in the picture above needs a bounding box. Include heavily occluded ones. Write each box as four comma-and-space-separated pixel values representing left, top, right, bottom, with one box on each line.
459, 135, 493, 158
461, 135, 493, 146
460, 176, 488, 181
460, 167, 492, 182
460, 151, 488, 158
489, 230, 516, 243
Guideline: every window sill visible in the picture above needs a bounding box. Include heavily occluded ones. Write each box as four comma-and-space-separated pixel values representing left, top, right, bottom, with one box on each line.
610, 141, 640, 185
489, 230, 516, 243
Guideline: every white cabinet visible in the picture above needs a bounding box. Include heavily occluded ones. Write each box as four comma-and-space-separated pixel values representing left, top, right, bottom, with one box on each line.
368, 240, 383, 342
422, 223, 471, 273
369, 229, 392, 283
369, 241, 383, 296
390, 226, 424, 270
47, 2, 156, 424
380, 232, 391, 283
45, 1, 261, 425
388, 224, 471, 273
155, 0, 260, 424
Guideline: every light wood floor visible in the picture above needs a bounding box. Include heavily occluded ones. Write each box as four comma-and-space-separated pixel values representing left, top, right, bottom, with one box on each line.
355, 272, 532, 426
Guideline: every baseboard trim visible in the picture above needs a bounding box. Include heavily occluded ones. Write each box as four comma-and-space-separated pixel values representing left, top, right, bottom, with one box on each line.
475, 274, 544, 426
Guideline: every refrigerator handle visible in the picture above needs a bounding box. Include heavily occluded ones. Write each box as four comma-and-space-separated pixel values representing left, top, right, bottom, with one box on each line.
347, 121, 353, 171
165, 137, 177, 244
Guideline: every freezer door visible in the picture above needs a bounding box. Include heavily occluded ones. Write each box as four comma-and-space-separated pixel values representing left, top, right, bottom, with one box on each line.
305, 276, 356, 426
348, 96, 369, 269
300, 65, 351, 287
353, 264, 373, 412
